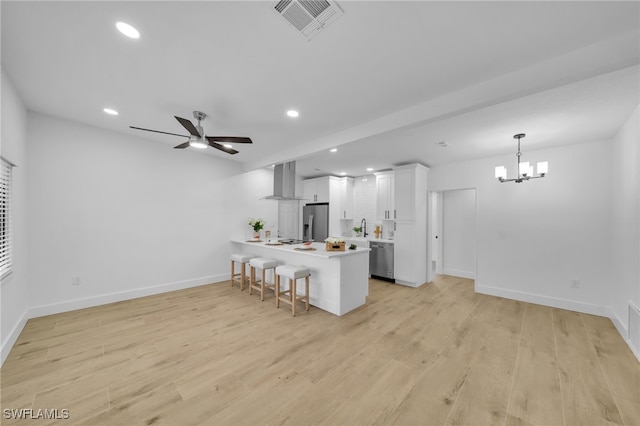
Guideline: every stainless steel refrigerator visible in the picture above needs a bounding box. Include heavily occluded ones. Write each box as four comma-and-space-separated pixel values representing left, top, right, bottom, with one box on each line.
302, 203, 329, 242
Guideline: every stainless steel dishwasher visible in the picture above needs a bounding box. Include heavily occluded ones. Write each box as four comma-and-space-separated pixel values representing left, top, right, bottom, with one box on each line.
369, 241, 395, 282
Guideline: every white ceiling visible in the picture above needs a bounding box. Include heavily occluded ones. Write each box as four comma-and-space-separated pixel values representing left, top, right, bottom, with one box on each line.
2, 1, 639, 178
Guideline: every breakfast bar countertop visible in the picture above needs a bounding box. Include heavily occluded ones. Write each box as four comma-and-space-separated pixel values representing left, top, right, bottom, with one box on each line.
231, 240, 371, 258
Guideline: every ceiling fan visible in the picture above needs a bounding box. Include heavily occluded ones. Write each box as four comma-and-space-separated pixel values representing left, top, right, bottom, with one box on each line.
130, 111, 252, 155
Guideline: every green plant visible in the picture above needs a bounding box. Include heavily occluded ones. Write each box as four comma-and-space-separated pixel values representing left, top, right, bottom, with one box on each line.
248, 218, 265, 232
353, 226, 362, 234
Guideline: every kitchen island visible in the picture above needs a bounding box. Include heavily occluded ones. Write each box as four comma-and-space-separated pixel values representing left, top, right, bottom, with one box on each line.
231, 240, 370, 316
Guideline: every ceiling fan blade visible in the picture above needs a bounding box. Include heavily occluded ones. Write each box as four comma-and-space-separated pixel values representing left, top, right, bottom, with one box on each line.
174, 116, 201, 137
208, 141, 238, 155
130, 126, 187, 138
206, 136, 253, 144
173, 141, 190, 149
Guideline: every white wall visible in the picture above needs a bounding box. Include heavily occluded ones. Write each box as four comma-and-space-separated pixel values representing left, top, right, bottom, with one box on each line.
430, 139, 612, 316
0, 69, 30, 363
610, 105, 640, 356
352, 174, 376, 235
442, 189, 476, 279
26, 112, 277, 316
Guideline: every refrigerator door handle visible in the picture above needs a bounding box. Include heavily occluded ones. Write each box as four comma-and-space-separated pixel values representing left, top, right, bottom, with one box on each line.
309, 215, 314, 241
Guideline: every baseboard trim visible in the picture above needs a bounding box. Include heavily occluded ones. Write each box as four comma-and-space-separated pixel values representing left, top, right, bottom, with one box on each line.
608, 307, 628, 343
443, 268, 475, 280
605, 306, 640, 361
394, 279, 421, 288
28, 273, 228, 319
476, 284, 608, 317
1, 310, 29, 366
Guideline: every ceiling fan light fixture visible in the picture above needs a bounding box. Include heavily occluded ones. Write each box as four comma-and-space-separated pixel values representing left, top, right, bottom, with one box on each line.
130, 110, 252, 155
189, 138, 207, 149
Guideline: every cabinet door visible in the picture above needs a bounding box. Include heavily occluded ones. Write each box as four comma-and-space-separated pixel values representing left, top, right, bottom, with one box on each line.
393, 221, 415, 283
302, 179, 317, 203
376, 172, 394, 220
394, 167, 415, 220
278, 200, 299, 239
303, 177, 330, 203
315, 177, 330, 203
339, 178, 354, 219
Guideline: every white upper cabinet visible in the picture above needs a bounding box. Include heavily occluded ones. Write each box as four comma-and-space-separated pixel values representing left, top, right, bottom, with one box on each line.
302, 176, 346, 236
394, 165, 420, 220
375, 172, 394, 220
303, 176, 330, 203
338, 177, 354, 219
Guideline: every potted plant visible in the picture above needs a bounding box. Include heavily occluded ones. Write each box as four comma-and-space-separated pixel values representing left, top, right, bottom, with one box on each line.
353, 226, 362, 237
248, 218, 265, 239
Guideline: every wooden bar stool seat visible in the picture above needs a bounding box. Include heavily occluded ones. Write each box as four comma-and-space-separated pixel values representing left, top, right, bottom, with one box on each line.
249, 258, 279, 301
275, 265, 311, 316
230, 253, 256, 291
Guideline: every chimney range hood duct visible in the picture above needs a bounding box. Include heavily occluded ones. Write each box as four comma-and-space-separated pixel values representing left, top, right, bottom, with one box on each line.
262, 161, 305, 200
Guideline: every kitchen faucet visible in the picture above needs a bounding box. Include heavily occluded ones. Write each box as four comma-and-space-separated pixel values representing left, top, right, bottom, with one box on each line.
361, 218, 368, 238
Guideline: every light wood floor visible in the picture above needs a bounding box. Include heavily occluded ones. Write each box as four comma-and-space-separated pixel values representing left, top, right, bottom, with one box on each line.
1, 275, 638, 425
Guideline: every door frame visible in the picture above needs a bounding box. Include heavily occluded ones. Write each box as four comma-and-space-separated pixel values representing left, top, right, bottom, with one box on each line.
427, 187, 479, 284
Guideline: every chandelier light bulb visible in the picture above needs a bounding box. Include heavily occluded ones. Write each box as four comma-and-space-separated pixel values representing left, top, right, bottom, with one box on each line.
537, 161, 549, 175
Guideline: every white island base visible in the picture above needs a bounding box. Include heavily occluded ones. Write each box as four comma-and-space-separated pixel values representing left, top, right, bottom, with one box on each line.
231, 240, 370, 316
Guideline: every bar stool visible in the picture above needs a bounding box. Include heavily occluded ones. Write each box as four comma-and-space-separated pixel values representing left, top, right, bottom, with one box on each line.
275, 265, 311, 316
230, 253, 256, 291
249, 258, 279, 301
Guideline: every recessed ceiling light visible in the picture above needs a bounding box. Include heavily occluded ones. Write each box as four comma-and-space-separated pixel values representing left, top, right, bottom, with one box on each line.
103, 108, 118, 116
339, 172, 346, 176
366, 167, 373, 172
286, 110, 299, 118
436, 140, 448, 147
330, 148, 337, 153
116, 21, 140, 39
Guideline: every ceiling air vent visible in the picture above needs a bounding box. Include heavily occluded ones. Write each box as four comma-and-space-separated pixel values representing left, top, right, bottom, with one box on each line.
273, 0, 343, 41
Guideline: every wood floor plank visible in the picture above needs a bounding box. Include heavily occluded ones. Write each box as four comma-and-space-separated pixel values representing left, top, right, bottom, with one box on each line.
443, 298, 525, 425
505, 304, 564, 426
582, 313, 640, 426
553, 309, 625, 426
387, 296, 502, 425
33, 387, 109, 426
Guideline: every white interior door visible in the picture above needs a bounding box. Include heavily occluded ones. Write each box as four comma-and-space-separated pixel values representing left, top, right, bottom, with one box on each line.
442, 189, 477, 279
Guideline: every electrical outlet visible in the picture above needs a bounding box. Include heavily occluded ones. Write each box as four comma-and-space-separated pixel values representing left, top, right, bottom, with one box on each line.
72, 276, 82, 286
570, 279, 580, 288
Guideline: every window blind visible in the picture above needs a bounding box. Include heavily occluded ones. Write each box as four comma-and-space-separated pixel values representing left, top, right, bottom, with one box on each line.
0, 157, 13, 278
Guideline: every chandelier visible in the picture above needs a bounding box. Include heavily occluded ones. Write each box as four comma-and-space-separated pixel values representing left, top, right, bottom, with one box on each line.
495, 133, 548, 183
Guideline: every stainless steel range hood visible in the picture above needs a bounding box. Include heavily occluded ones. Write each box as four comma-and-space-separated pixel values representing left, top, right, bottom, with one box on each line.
262, 161, 305, 200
